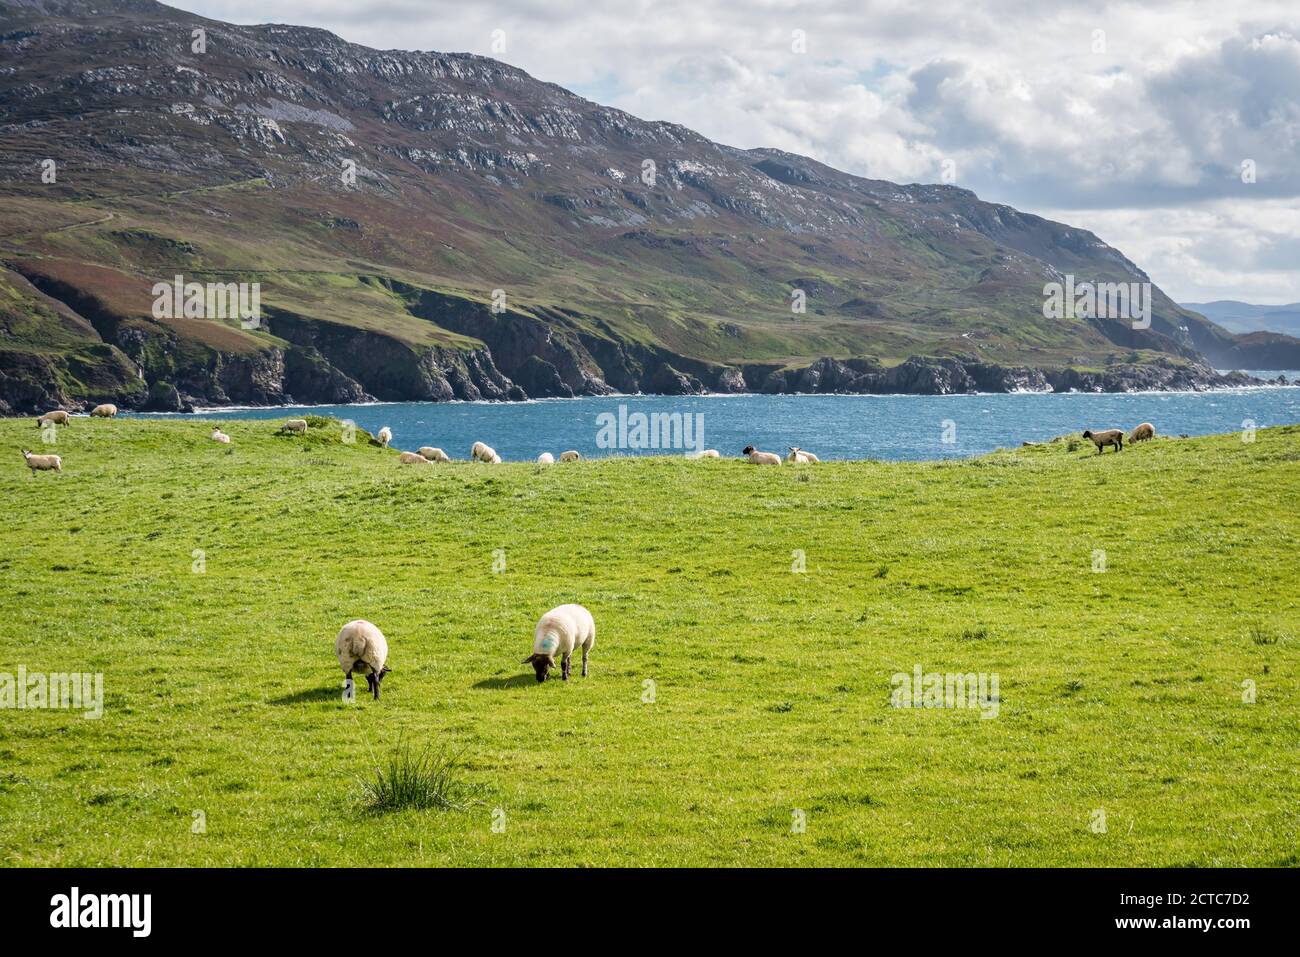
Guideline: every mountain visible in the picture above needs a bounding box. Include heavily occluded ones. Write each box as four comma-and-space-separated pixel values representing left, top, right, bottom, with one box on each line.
0, 0, 1288, 413
1184, 301, 1300, 340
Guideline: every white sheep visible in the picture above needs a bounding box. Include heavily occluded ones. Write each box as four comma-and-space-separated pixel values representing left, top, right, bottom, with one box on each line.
536, 452, 555, 464
35, 410, 70, 427
741, 444, 782, 465
377, 426, 392, 448
692, 449, 720, 458
559, 450, 581, 462
417, 446, 451, 462
523, 603, 595, 682
210, 427, 231, 444
1129, 422, 1156, 442
471, 441, 501, 463
398, 451, 430, 465
20, 449, 61, 474
90, 404, 117, 418
281, 418, 308, 435
335, 619, 390, 700
786, 446, 820, 463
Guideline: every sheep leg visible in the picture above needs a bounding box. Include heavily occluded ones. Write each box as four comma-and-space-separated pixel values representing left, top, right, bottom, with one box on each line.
582, 647, 589, 677
561, 653, 571, 681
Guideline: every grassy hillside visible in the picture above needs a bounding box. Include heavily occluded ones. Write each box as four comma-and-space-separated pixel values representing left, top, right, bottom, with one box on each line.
0, 417, 1296, 866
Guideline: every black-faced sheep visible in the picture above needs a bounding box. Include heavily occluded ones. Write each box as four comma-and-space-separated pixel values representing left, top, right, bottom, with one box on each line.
336, 619, 390, 700
524, 604, 595, 683
742, 444, 782, 465
1082, 429, 1124, 454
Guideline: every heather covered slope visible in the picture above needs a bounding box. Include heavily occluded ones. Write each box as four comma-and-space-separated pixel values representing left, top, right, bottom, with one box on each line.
0, 0, 1284, 411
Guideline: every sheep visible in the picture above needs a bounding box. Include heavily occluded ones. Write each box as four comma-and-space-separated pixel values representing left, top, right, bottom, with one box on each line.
786, 446, 820, 463
417, 446, 451, 463
523, 603, 595, 683
89, 404, 117, 418
1129, 422, 1156, 442
398, 451, 430, 465
281, 418, 307, 435
693, 449, 721, 458
741, 444, 782, 465
537, 452, 555, 464
335, 619, 390, 701
35, 410, 70, 427
559, 450, 581, 462
210, 427, 231, 444
20, 449, 61, 475
1082, 429, 1123, 454
377, 426, 392, 448
471, 441, 501, 463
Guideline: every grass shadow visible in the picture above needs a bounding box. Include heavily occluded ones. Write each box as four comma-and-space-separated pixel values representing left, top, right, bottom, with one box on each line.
269, 685, 342, 705
471, 673, 536, 690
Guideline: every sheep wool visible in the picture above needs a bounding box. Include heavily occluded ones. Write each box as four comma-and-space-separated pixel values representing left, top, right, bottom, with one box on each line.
377, 426, 393, 448
742, 445, 782, 465
398, 451, 430, 464
559, 450, 581, 462
693, 449, 721, 458
35, 410, 70, 426
20, 449, 61, 473
524, 603, 596, 683
537, 452, 555, 464
786, 446, 819, 463
417, 447, 451, 462
471, 441, 500, 463
336, 619, 390, 700
90, 404, 118, 418
1129, 422, 1156, 442
282, 419, 308, 435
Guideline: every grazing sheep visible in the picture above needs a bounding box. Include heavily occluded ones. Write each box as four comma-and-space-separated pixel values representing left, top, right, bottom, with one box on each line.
90, 404, 117, 418
523, 603, 595, 683
20, 449, 61, 474
559, 450, 581, 462
741, 444, 782, 465
1082, 429, 1123, 454
471, 441, 501, 463
35, 410, 70, 427
398, 451, 430, 465
786, 446, 820, 463
417, 447, 451, 463
210, 427, 231, 444
281, 419, 308, 435
335, 619, 390, 701
377, 426, 392, 448
537, 452, 555, 464
693, 449, 720, 459
1129, 422, 1156, 442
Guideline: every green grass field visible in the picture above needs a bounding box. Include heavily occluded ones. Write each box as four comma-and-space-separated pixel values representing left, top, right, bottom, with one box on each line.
1, 417, 1296, 866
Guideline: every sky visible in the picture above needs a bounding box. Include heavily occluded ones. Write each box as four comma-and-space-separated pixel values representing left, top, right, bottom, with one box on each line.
181, 0, 1300, 304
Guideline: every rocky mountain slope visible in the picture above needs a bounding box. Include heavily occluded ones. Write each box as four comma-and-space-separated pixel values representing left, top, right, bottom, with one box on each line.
0, 0, 1289, 412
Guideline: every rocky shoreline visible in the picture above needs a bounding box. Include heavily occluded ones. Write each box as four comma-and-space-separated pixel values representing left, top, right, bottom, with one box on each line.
1, 344, 1286, 416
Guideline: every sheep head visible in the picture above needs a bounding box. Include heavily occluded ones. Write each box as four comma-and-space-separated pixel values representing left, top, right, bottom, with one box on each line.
742, 445, 755, 455
522, 653, 556, 683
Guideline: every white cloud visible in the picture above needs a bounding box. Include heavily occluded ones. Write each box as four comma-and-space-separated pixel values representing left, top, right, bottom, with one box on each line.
182, 0, 1300, 301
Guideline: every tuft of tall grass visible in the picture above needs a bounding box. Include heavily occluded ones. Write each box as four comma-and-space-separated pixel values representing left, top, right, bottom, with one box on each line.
360, 740, 486, 812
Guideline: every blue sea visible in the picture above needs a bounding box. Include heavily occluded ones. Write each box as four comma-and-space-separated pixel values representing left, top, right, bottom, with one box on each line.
131, 376, 1300, 462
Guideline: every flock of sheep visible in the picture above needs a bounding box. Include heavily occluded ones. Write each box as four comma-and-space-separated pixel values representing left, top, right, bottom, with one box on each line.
16, 408, 1163, 691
